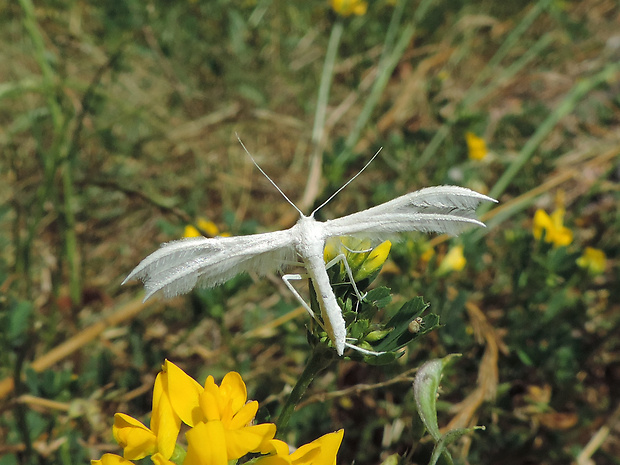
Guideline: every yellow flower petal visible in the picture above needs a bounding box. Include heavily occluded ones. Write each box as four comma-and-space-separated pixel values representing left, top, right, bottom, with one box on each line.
164, 360, 203, 427
183, 225, 201, 238
150, 452, 177, 465
113, 413, 157, 460
91, 454, 135, 465
228, 400, 259, 430
465, 132, 488, 161
323, 237, 341, 264
256, 440, 292, 465
533, 209, 552, 241
292, 429, 344, 465
199, 388, 221, 422
196, 219, 220, 237
225, 423, 277, 459
420, 247, 435, 263
577, 247, 606, 275
356, 240, 391, 280
533, 208, 573, 247
438, 245, 466, 274
330, 0, 368, 16
220, 371, 247, 413
185, 421, 228, 465
151, 371, 182, 459
256, 430, 344, 465
553, 226, 573, 247
184, 219, 220, 238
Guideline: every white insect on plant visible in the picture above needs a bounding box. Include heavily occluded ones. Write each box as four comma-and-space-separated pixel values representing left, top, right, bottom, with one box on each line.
123, 137, 497, 356
408, 317, 425, 334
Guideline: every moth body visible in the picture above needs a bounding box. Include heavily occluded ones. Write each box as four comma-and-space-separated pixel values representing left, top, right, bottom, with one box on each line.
292, 215, 346, 355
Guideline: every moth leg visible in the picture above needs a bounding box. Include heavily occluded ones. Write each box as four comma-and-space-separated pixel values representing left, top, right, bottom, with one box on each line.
281, 273, 317, 319
324, 253, 367, 302
282, 274, 384, 356
344, 341, 385, 356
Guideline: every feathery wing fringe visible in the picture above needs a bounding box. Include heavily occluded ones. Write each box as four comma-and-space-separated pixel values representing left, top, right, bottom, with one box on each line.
123, 230, 296, 301
324, 186, 496, 237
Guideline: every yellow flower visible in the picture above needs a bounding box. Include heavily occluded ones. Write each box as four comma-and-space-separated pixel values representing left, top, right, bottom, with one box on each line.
113, 364, 182, 461
323, 237, 391, 282
184, 219, 222, 238
113, 414, 157, 460
256, 429, 344, 465
357, 240, 391, 280
465, 132, 488, 161
420, 246, 435, 263
533, 208, 573, 247
163, 361, 276, 464
91, 454, 134, 465
330, 0, 367, 16
576, 247, 606, 275
437, 245, 466, 274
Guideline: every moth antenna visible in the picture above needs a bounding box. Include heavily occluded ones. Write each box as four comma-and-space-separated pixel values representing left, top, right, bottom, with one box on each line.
236, 134, 304, 217
311, 147, 383, 217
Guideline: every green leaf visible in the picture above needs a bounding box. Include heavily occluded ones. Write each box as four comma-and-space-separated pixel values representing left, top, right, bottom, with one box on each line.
369, 297, 435, 353
429, 426, 486, 465
365, 287, 392, 308
413, 354, 462, 441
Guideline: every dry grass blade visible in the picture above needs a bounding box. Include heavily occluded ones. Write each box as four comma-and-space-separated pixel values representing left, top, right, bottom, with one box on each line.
445, 302, 507, 431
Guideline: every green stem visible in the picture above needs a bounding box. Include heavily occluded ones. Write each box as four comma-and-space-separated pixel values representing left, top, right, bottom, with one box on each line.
312, 20, 343, 147
62, 161, 81, 304
276, 345, 335, 436
299, 20, 343, 211
18, 0, 63, 131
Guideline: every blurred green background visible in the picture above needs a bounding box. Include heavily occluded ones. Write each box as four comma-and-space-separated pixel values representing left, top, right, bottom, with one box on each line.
1, 0, 619, 464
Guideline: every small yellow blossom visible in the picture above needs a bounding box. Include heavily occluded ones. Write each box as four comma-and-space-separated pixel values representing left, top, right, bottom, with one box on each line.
257, 429, 344, 465
437, 245, 466, 274
184, 219, 222, 238
465, 132, 488, 161
330, 0, 367, 16
323, 237, 391, 282
420, 246, 435, 263
95, 362, 340, 465
357, 241, 391, 280
533, 209, 573, 247
323, 236, 371, 270
576, 247, 606, 275
164, 361, 276, 463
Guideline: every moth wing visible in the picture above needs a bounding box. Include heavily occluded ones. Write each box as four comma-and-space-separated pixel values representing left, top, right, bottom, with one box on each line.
323, 186, 496, 238
123, 229, 297, 301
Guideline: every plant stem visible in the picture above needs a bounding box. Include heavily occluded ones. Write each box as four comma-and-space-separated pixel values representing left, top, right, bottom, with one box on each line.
276, 345, 335, 436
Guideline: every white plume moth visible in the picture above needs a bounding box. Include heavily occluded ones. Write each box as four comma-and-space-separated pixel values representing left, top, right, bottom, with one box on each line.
123, 138, 497, 355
